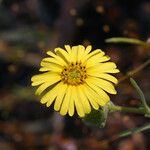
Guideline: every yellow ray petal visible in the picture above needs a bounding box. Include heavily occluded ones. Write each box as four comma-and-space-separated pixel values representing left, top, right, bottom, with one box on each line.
40, 83, 60, 105
85, 79, 110, 105
86, 49, 105, 59
39, 66, 61, 73
65, 45, 72, 53
98, 55, 110, 62
42, 57, 66, 66
60, 86, 72, 116
55, 47, 71, 63
87, 77, 117, 94
84, 84, 107, 106
82, 85, 99, 110
39, 67, 50, 72
88, 73, 118, 84
86, 55, 110, 68
71, 46, 78, 62
68, 86, 75, 116
73, 87, 85, 117
35, 82, 52, 95
31, 72, 51, 81
35, 79, 61, 95
82, 49, 105, 64
77, 85, 91, 114
75, 100, 85, 117
31, 72, 60, 84
31, 80, 44, 86
54, 83, 68, 111
77, 45, 85, 62
85, 45, 92, 54
64, 45, 77, 63
40, 61, 63, 72
87, 62, 117, 73
47, 51, 67, 65
105, 69, 120, 73
31, 73, 60, 83
47, 50, 57, 57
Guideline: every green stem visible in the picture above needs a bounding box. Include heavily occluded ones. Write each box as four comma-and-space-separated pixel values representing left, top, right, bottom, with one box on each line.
108, 105, 150, 117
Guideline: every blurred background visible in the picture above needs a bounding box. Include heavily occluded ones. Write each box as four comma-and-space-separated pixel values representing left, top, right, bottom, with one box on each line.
0, 0, 150, 149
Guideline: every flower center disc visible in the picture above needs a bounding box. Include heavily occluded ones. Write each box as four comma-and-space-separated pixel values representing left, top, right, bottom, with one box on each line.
61, 62, 87, 85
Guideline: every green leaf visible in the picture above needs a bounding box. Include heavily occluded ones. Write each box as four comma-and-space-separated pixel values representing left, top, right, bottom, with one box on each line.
105, 37, 150, 48
130, 78, 150, 112
117, 124, 150, 138
83, 106, 108, 128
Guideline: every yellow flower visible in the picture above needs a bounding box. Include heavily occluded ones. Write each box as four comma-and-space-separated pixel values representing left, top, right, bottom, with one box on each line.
31, 45, 119, 117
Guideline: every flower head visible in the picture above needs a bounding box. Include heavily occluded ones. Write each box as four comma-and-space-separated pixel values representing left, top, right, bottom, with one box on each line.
31, 45, 119, 117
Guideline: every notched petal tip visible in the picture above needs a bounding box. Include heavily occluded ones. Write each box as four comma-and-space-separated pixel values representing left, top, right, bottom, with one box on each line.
114, 79, 119, 84
86, 45, 92, 49
78, 113, 85, 118
31, 74, 40, 80
46, 51, 52, 55
64, 45, 72, 53
114, 69, 120, 73
68, 112, 74, 117
31, 82, 37, 86
54, 47, 59, 53
40, 99, 47, 104
35, 87, 44, 95
78, 44, 85, 48
94, 105, 99, 110
60, 111, 67, 116
46, 102, 51, 107
54, 47, 66, 54
85, 45, 92, 53
105, 55, 110, 60
31, 76, 35, 82
31, 75, 41, 82
35, 91, 40, 96
54, 106, 59, 112
39, 67, 47, 71
47, 50, 57, 58
87, 109, 91, 114
111, 89, 117, 95
64, 45, 71, 48
31, 82, 34, 86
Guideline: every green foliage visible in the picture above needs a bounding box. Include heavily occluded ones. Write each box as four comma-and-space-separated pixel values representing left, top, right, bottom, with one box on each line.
105, 37, 150, 48
130, 78, 150, 116
83, 104, 109, 128
115, 79, 150, 138
103, 37, 150, 138
117, 124, 150, 138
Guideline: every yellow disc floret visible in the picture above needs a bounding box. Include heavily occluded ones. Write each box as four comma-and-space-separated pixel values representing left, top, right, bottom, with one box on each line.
61, 62, 87, 85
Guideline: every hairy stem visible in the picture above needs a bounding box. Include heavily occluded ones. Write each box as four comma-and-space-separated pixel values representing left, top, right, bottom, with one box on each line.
108, 105, 150, 117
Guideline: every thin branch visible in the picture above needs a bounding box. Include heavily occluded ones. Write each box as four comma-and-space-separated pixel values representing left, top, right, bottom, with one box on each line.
118, 59, 150, 84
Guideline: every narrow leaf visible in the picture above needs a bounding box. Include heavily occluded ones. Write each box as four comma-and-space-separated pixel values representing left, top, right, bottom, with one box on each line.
130, 78, 150, 112
105, 37, 150, 48
117, 124, 150, 138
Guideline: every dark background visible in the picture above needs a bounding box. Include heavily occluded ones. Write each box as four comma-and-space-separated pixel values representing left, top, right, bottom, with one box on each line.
0, 0, 150, 150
